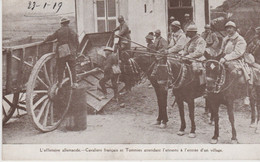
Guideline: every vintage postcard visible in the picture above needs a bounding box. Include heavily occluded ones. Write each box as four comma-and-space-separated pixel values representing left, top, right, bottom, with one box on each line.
2, 0, 260, 160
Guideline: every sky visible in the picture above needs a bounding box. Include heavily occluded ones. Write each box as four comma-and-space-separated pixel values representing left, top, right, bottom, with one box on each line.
3, 0, 75, 16
209, 0, 225, 9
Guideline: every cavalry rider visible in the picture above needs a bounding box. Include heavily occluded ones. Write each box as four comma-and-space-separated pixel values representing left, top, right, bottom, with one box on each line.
43, 17, 79, 89
181, 24, 206, 85
182, 13, 195, 33
99, 47, 119, 101
114, 15, 132, 94
145, 32, 155, 53
201, 24, 219, 57
219, 21, 247, 77
166, 21, 188, 55
154, 29, 168, 52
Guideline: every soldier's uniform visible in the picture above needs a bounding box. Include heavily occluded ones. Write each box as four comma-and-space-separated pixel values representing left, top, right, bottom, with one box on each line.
99, 47, 119, 99
201, 24, 219, 57
182, 14, 195, 33
219, 22, 247, 74
43, 17, 79, 87
167, 21, 188, 54
154, 30, 168, 51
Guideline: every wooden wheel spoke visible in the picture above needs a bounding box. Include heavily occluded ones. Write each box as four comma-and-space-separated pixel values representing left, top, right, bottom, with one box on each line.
37, 76, 49, 89
36, 100, 49, 122
2, 106, 7, 116
34, 90, 48, 94
3, 96, 13, 106
43, 103, 50, 127
33, 95, 48, 110
50, 102, 54, 125
43, 64, 51, 86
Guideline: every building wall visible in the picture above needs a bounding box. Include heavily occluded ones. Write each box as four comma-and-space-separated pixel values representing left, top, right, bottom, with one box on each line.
127, 0, 167, 46
193, 0, 206, 34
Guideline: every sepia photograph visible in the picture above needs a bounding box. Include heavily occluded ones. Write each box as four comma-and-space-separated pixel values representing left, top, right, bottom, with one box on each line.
2, 0, 260, 160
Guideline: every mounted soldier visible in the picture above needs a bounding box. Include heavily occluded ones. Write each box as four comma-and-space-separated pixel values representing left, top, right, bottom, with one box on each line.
246, 26, 260, 68
201, 24, 219, 58
219, 21, 247, 78
167, 21, 188, 55
168, 16, 176, 43
145, 32, 155, 53
181, 24, 206, 85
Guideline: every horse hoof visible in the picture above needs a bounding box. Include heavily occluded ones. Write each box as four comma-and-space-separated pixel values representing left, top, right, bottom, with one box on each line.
231, 139, 238, 144
177, 131, 185, 136
208, 120, 214, 126
210, 139, 218, 144
188, 133, 196, 138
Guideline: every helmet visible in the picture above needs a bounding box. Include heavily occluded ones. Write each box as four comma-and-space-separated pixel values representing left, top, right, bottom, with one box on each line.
118, 15, 124, 21
170, 16, 175, 20
154, 29, 161, 34
204, 24, 211, 29
186, 25, 198, 32
145, 34, 154, 40
225, 21, 236, 28
171, 21, 181, 28
104, 46, 114, 52
60, 17, 70, 24
184, 13, 190, 17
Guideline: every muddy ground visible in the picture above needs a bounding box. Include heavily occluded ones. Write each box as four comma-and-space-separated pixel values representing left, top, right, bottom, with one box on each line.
2, 81, 260, 144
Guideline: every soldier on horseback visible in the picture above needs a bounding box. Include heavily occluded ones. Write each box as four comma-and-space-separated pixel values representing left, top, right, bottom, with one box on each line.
181, 24, 206, 85
201, 24, 219, 58
167, 21, 188, 54
219, 21, 247, 78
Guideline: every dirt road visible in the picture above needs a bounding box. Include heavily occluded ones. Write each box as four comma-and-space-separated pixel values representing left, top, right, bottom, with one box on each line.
2, 81, 260, 144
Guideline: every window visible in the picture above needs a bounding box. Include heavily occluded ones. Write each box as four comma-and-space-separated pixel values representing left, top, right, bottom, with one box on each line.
95, 0, 117, 32
169, 0, 192, 8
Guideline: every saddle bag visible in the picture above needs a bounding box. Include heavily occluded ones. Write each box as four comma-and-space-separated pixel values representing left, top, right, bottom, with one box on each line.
58, 44, 71, 58
112, 64, 121, 74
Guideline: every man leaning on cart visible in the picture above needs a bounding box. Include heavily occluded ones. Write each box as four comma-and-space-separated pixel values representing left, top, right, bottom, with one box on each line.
42, 17, 79, 89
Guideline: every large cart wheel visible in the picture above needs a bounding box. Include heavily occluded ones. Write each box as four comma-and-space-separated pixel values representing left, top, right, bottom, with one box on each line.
2, 93, 19, 125
26, 53, 73, 132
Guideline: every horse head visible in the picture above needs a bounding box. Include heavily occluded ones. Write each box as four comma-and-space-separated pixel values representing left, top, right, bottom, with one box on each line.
205, 60, 226, 93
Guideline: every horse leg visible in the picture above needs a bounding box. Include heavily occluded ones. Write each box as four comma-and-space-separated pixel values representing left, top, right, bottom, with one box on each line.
256, 86, 260, 133
187, 99, 196, 138
150, 80, 162, 124
249, 97, 256, 128
176, 98, 186, 136
227, 100, 238, 143
159, 85, 168, 128
210, 101, 220, 144
206, 98, 214, 125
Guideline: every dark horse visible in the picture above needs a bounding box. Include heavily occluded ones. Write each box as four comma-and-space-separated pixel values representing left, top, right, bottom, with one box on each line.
131, 51, 210, 137
205, 59, 260, 144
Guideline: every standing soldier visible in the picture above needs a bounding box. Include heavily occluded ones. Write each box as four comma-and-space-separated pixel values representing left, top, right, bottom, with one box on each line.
201, 24, 219, 58
43, 17, 79, 88
114, 15, 132, 94
168, 16, 176, 43
99, 47, 119, 101
182, 13, 195, 33
167, 21, 188, 55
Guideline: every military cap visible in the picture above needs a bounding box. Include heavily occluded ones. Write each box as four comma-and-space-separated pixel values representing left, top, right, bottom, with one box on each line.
171, 21, 181, 28
60, 17, 70, 24
154, 29, 161, 34
145, 34, 154, 40
186, 24, 198, 32
104, 46, 114, 52
204, 24, 211, 29
256, 27, 260, 34
184, 13, 190, 17
170, 16, 175, 20
225, 21, 236, 28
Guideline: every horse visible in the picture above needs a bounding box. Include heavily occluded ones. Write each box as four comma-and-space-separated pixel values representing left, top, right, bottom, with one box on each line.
130, 50, 211, 137
205, 59, 260, 144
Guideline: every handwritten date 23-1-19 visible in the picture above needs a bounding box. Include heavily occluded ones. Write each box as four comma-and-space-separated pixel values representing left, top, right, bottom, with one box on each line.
28, 1, 62, 13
